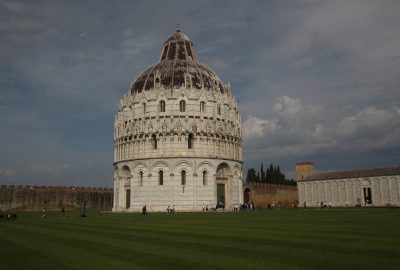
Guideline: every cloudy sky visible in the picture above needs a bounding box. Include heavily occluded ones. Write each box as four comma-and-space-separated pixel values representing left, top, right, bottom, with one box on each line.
1, 0, 399, 187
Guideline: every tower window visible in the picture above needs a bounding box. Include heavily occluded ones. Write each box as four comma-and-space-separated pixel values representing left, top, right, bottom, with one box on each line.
152, 134, 157, 149
159, 170, 163, 185
217, 105, 221, 115
188, 133, 194, 149
143, 102, 146, 114
139, 171, 143, 186
185, 75, 192, 88
200, 101, 205, 112
159, 100, 165, 112
181, 170, 186, 185
180, 100, 186, 112
203, 170, 207, 185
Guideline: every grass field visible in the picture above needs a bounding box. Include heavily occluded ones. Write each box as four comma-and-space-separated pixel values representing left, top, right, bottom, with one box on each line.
1, 208, 399, 270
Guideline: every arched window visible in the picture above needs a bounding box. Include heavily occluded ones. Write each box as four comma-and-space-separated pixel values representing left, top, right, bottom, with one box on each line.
159, 100, 165, 112
200, 101, 205, 112
181, 170, 186, 185
143, 102, 146, 114
188, 133, 194, 149
139, 171, 143, 186
185, 75, 192, 88
217, 105, 221, 115
152, 134, 157, 149
203, 170, 207, 185
159, 170, 163, 185
180, 100, 186, 112
154, 77, 161, 89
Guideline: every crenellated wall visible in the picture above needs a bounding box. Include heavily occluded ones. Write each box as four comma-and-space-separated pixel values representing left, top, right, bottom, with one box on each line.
244, 182, 298, 207
0, 185, 113, 211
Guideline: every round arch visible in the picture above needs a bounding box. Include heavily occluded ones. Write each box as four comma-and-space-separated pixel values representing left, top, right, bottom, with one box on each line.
216, 162, 231, 177
121, 165, 131, 176
196, 161, 215, 172
133, 161, 148, 172
150, 160, 171, 172
172, 160, 195, 173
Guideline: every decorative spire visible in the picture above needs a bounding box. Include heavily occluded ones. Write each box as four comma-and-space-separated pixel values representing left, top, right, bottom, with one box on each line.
176, 24, 181, 33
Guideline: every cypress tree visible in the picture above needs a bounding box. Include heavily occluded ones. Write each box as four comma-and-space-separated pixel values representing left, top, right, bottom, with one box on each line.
260, 163, 265, 182
268, 163, 274, 183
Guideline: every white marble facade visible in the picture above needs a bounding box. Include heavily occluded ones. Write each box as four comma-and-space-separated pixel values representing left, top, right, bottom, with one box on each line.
298, 175, 400, 207
113, 29, 243, 212
113, 158, 243, 212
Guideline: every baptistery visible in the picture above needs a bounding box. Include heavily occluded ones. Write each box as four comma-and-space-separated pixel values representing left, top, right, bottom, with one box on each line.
113, 28, 243, 212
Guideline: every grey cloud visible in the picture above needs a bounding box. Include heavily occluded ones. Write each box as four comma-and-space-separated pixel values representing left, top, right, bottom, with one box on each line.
244, 96, 400, 161
0, 0, 24, 12
1, 0, 399, 185
27, 163, 71, 177
0, 168, 17, 182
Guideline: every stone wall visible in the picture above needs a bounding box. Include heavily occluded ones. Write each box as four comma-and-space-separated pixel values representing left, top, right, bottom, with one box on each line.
244, 182, 298, 207
0, 185, 113, 211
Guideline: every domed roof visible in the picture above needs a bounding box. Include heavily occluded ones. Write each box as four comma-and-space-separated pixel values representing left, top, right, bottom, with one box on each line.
130, 28, 226, 94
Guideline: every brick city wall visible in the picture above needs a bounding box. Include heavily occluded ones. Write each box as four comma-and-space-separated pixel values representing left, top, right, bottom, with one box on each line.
0, 185, 113, 211
244, 182, 298, 207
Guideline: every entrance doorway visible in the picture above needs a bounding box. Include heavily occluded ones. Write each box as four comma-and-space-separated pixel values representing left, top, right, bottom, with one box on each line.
217, 184, 225, 205
215, 163, 231, 209
126, 189, 131, 209
363, 187, 372, 205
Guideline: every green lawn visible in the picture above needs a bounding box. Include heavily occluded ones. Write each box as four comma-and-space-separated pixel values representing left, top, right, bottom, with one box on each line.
1, 209, 399, 270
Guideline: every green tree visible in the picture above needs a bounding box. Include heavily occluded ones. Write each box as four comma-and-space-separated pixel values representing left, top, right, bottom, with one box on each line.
248, 164, 297, 186
246, 168, 257, 182
260, 163, 265, 182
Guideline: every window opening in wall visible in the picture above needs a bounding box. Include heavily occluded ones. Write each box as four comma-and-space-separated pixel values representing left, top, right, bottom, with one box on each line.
180, 100, 186, 112
363, 187, 372, 204
126, 189, 131, 209
188, 133, 194, 149
143, 102, 146, 114
200, 101, 205, 112
185, 75, 192, 88
159, 170, 164, 185
203, 170, 207, 185
217, 105, 221, 115
139, 171, 143, 186
181, 170, 186, 185
160, 100, 165, 112
152, 134, 157, 149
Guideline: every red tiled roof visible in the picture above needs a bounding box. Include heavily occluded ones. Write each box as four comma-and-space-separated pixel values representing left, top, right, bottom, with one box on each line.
296, 161, 314, 165
303, 166, 400, 181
